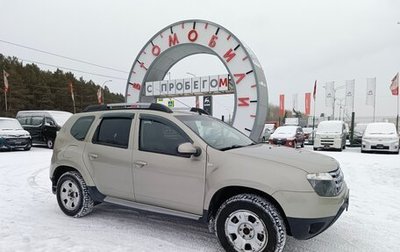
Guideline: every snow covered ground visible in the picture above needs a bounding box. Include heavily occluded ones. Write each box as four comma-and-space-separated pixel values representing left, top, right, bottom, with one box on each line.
0, 146, 399, 251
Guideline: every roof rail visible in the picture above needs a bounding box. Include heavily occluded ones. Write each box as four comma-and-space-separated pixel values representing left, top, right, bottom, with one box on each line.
190, 107, 209, 115
82, 103, 173, 113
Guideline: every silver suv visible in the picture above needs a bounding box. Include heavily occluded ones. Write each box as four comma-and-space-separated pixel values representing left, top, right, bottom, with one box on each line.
50, 103, 349, 252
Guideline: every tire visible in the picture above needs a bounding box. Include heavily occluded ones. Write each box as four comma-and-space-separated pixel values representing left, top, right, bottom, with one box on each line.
56, 171, 94, 218
214, 194, 286, 252
24, 140, 32, 151
313, 147, 318, 151
47, 138, 54, 149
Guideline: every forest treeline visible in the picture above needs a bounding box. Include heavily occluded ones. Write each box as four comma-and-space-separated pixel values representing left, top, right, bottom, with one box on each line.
0, 54, 124, 117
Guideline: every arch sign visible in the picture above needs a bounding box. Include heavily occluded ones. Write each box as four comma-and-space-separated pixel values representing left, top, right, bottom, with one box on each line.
126, 19, 268, 141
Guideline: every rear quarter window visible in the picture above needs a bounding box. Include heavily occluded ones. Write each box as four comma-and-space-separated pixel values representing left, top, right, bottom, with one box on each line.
70, 116, 95, 141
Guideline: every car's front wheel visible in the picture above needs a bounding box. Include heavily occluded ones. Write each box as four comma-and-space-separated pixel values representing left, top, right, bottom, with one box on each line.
56, 171, 94, 218
215, 194, 286, 252
24, 140, 32, 151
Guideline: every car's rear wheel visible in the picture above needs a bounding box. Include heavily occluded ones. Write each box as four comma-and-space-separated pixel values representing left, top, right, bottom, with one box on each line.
46, 138, 54, 149
215, 194, 286, 252
56, 171, 94, 218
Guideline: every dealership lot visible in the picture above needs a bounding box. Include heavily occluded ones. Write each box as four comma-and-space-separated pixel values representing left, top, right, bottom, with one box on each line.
0, 146, 399, 251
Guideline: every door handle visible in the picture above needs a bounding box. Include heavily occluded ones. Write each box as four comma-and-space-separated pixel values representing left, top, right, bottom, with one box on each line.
89, 153, 98, 160
134, 160, 148, 168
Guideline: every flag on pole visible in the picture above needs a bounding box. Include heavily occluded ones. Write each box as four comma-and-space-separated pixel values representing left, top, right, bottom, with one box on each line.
3, 70, 10, 93
325, 81, 335, 107
366, 78, 376, 106
279, 94, 285, 116
345, 79, 355, 112
68, 80, 75, 102
313, 80, 317, 100
390, 73, 399, 96
305, 93, 311, 115
97, 87, 103, 104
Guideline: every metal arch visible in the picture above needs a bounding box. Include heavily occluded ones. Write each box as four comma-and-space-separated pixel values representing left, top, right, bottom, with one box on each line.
126, 19, 268, 141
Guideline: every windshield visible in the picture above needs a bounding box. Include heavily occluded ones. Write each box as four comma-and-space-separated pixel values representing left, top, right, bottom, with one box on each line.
0, 118, 23, 130
354, 124, 368, 133
273, 126, 297, 135
176, 115, 254, 150
317, 121, 342, 133
50, 112, 72, 126
365, 123, 396, 135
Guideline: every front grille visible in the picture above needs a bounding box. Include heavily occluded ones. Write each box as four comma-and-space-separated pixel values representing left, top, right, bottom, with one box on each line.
5, 138, 30, 146
273, 139, 286, 145
371, 145, 389, 150
321, 139, 334, 145
329, 168, 344, 195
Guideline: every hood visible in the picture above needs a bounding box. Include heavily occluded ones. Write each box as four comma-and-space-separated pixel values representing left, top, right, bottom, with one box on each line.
0, 128, 30, 137
270, 133, 294, 139
227, 144, 338, 173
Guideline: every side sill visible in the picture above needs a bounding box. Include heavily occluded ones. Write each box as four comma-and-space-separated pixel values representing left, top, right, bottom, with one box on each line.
104, 196, 203, 221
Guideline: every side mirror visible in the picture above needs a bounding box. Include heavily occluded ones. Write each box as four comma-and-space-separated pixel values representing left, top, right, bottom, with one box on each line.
45, 121, 55, 127
178, 142, 201, 157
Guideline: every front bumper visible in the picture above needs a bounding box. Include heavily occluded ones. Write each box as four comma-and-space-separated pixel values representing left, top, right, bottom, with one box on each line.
362, 139, 399, 152
286, 189, 349, 240
269, 138, 295, 148
314, 137, 342, 149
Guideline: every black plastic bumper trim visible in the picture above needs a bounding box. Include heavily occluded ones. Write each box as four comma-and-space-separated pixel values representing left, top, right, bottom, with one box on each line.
287, 194, 349, 240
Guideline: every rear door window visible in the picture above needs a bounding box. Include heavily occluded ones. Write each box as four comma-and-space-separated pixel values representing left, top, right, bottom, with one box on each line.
93, 117, 132, 148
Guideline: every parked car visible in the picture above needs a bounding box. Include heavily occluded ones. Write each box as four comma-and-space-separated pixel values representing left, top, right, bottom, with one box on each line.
50, 103, 349, 252
352, 123, 369, 146
268, 125, 305, 148
0, 117, 32, 151
261, 128, 273, 142
313, 120, 347, 151
16, 110, 72, 148
302, 127, 316, 144
361, 122, 399, 154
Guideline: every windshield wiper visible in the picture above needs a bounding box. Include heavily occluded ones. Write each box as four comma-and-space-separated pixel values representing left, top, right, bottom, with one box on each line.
220, 143, 256, 151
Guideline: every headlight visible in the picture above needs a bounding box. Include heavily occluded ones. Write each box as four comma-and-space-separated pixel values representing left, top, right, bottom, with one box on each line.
307, 173, 337, 197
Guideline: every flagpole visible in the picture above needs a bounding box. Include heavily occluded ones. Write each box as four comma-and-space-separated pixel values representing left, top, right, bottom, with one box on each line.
4, 90, 7, 112
373, 92, 376, 122
397, 76, 399, 132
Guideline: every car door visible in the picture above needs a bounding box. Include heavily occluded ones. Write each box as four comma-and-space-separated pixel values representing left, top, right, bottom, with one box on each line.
133, 114, 206, 215
44, 117, 58, 141
83, 113, 135, 201
29, 116, 45, 143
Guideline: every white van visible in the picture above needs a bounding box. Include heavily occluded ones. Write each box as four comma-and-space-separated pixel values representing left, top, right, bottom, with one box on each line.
313, 120, 347, 151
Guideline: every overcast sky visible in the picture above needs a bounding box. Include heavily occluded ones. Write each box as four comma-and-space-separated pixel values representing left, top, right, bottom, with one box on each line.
1, 0, 399, 121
